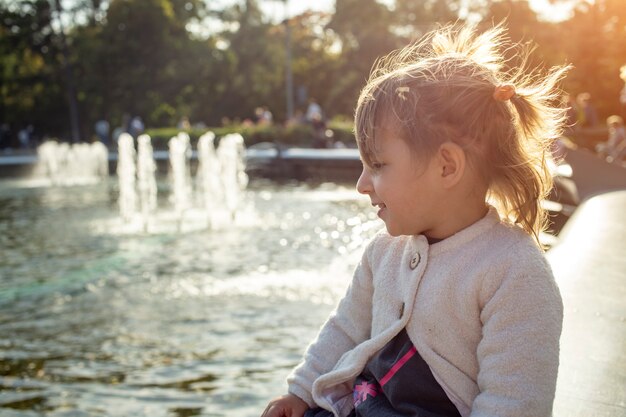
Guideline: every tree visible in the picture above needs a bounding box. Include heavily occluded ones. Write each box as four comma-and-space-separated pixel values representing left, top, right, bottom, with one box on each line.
280, 11, 341, 117
70, 0, 211, 132
559, 0, 626, 119
0, 0, 67, 141
325, 0, 398, 116
2, 0, 625, 140
478, 1, 565, 73
392, 0, 461, 42
213, 0, 286, 121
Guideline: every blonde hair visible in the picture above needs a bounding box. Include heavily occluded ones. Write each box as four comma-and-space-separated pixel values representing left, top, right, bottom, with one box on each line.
354, 24, 570, 243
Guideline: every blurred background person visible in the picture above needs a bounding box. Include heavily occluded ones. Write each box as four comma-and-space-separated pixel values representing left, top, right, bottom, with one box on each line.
597, 115, 626, 164
619, 65, 626, 119
576, 92, 599, 128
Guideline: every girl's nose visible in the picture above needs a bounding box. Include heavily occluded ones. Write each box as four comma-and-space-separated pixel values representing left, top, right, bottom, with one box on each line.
356, 167, 372, 195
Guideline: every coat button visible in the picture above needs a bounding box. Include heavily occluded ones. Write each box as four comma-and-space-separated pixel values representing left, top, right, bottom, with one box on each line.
410, 252, 421, 270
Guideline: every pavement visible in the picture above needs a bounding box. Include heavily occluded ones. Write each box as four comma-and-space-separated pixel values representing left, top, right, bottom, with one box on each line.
562, 146, 626, 201
549, 190, 626, 417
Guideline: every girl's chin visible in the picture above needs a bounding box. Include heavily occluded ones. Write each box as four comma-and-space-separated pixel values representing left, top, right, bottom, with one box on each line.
383, 223, 402, 237
384, 222, 422, 237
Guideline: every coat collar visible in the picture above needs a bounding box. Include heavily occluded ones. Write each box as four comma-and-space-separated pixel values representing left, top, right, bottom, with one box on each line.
410, 206, 501, 257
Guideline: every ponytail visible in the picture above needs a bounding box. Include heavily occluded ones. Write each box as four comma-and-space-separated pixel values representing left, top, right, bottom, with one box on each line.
490, 65, 570, 242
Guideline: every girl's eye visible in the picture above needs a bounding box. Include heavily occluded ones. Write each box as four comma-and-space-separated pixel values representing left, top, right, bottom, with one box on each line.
371, 162, 385, 170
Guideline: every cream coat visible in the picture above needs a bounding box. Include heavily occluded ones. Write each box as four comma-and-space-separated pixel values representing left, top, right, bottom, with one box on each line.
287, 208, 563, 417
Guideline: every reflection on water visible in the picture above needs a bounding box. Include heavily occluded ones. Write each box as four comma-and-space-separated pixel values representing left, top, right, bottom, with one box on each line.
0, 178, 381, 416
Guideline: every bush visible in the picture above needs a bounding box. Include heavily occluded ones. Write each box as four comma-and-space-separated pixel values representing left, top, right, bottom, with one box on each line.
144, 127, 209, 149
145, 122, 356, 150
328, 119, 355, 146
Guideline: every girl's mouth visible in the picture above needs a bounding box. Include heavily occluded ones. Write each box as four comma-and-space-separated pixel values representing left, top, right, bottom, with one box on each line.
374, 203, 386, 217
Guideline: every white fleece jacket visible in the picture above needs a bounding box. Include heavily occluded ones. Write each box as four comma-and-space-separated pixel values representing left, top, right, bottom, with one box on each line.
287, 208, 563, 417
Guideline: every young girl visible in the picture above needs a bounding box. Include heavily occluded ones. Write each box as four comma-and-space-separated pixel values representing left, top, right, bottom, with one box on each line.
261, 24, 566, 417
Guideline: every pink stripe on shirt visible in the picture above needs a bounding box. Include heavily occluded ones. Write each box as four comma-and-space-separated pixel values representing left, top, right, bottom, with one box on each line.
379, 346, 417, 387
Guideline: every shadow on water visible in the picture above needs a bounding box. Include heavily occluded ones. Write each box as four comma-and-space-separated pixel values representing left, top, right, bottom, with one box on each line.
1, 396, 48, 411
171, 408, 204, 417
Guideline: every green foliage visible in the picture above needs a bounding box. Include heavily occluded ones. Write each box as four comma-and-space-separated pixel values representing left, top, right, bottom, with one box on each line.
325, 0, 399, 115
145, 121, 356, 150
558, 0, 626, 119
392, 0, 460, 40
0, 0, 66, 133
1, 0, 626, 144
479, 0, 626, 125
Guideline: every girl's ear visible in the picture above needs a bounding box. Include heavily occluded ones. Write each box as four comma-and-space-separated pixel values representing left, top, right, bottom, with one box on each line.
437, 142, 466, 188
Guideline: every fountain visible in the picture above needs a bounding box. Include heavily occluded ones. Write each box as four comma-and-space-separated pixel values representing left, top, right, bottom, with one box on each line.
168, 131, 249, 229
197, 131, 223, 227
117, 133, 138, 222
217, 133, 249, 220
114, 131, 249, 233
35, 140, 109, 185
168, 132, 194, 228
137, 134, 158, 228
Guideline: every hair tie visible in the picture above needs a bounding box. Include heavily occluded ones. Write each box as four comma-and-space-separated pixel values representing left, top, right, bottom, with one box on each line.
395, 86, 410, 101
493, 84, 516, 101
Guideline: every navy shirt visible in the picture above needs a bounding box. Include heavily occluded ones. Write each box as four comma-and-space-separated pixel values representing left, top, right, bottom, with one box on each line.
350, 328, 461, 416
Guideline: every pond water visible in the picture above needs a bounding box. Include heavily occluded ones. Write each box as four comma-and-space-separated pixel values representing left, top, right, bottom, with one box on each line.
0, 178, 382, 416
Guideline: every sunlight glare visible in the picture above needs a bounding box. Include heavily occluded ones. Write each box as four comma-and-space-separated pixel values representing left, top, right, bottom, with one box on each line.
529, 0, 577, 22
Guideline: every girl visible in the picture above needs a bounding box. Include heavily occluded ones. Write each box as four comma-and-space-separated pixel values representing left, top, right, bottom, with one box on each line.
261, 24, 566, 417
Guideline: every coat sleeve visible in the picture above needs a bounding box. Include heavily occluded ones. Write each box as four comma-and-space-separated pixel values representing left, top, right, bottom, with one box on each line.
286, 237, 377, 406
471, 244, 563, 417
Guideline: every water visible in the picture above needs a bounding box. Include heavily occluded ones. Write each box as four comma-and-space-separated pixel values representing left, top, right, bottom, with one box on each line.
117, 133, 138, 222
168, 133, 194, 225
0, 178, 382, 416
136, 134, 158, 223
215, 134, 248, 219
35, 141, 109, 186
196, 132, 223, 225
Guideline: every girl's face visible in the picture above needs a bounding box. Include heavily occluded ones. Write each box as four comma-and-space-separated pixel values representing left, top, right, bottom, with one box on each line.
356, 131, 445, 237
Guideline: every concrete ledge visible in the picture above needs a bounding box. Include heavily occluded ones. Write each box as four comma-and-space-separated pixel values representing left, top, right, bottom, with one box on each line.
549, 191, 626, 417
0, 147, 364, 182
